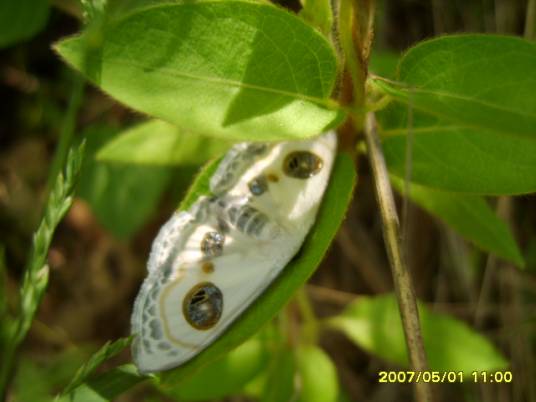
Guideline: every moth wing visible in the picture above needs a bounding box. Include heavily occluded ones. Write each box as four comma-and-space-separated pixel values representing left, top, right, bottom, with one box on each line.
131, 214, 296, 373
227, 131, 337, 234
132, 131, 337, 373
209, 142, 270, 195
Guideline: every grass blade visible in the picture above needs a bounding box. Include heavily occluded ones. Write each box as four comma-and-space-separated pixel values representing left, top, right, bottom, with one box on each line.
0, 142, 85, 397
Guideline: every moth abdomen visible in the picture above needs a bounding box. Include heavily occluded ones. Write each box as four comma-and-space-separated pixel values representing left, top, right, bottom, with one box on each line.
226, 204, 279, 240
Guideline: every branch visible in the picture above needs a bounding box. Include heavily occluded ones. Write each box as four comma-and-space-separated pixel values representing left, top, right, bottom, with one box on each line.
364, 112, 433, 402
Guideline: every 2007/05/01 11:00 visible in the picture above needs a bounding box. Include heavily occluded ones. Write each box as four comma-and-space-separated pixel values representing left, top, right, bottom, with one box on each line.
378, 371, 513, 383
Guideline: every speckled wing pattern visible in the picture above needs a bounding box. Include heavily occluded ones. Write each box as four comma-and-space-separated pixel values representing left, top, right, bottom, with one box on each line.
131, 131, 337, 373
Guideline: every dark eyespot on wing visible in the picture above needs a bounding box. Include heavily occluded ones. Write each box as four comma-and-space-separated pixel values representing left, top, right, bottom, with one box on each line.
183, 282, 223, 330
200, 231, 225, 258
248, 175, 268, 196
283, 151, 323, 179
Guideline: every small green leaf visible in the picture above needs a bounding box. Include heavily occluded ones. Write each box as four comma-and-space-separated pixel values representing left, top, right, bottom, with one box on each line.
55, 1, 344, 141
78, 125, 171, 238
329, 294, 508, 374
158, 153, 356, 385
62, 337, 133, 396
162, 332, 269, 400
373, 35, 536, 140
296, 345, 338, 402
390, 177, 524, 267
378, 103, 536, 195
0, 0, 49, 48
97, 119, 230, 166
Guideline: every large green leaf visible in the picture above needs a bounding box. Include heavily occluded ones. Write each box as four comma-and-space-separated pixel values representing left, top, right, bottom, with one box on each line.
329, 294, 508, 374
295, 345, 338, 402
390, 177, 524, 267
378, 103, 536, 195
78, 126, 171, 238
162, 332, 270, 400
157, 152, 356, 385
55, 1, 344, 141
97, 119, 230, 166
373, 35, 536, 140
0, 0, 49, 48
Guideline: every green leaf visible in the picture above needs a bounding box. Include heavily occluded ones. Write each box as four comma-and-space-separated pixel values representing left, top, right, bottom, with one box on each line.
390, 177, 524, 267
295, 345, 338, 402
162, 332, 270, 400
78, 125, 171, 238
158, 153, 356, 385
329, 294, 508, 374
96, 120, 230, 166
369, 50, 400, 79
55, 1, 344, 141
0, 0, 49, 48
373, 35, 536, 140
378, 103, 536, 195
62, 337, 133, 396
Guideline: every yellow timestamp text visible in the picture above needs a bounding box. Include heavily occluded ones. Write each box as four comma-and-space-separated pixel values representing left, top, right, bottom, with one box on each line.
378, 371, 513, 384
471, 371, 513, 383
378, 371, 464, 383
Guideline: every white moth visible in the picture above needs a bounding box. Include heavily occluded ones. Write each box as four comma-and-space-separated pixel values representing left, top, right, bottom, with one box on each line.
131, 131, 337, 373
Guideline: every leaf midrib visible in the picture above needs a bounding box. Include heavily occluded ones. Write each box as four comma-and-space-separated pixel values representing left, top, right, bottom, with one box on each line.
374, 78, 536, 122
96, 57, 336, 106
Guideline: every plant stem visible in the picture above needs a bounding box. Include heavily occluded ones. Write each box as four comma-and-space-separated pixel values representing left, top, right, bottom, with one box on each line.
364, 112, 433, 402
295, 288, 318, 344
339, 0, 367, 124
46, 73, 84, 192
525, 0, 536, 40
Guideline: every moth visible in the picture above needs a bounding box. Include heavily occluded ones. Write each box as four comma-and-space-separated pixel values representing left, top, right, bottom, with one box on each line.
131, 131, 337, 373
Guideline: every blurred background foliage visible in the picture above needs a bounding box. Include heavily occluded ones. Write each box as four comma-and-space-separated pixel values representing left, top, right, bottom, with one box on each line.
1, 0, 535, 401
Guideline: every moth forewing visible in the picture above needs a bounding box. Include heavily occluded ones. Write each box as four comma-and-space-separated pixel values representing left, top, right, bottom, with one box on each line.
131, 131, 337, 373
